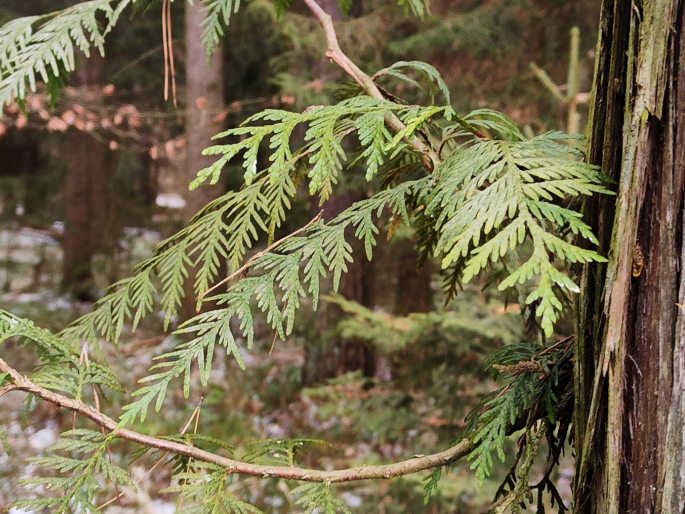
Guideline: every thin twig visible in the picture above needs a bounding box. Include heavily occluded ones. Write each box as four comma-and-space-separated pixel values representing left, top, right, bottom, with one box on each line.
0, 384, 17, 397
302, 0, 440, 170
196, 211, 324, 307
0, 356, 471, 483
166, 0, 177, 107
192, 397, 202, 435
98, 397, 205, 510
161, 0, 169, 102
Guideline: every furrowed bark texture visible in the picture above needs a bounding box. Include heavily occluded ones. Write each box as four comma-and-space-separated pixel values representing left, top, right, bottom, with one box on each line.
574, 1, 685, 512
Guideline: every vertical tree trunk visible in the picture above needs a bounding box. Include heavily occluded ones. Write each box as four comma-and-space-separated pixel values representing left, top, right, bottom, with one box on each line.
301, 0, 433, 384
301, 0, 375, 384
62, 54, 109, 299
181, 0, 224, 318
302, 190, 378, 384
393, 239, 432, 316
574, 1, 685, 512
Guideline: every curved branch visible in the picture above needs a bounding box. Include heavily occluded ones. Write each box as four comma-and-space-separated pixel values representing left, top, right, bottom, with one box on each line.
302, 0, 441, 170
0, 357, 471, 483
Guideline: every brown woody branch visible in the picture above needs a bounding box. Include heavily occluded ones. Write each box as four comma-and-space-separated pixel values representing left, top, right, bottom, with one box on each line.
0, 356, 471, 483
302, 0, 441, 170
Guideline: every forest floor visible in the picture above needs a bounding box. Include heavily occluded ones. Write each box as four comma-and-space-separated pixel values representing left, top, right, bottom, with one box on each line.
0, 225, 572, 513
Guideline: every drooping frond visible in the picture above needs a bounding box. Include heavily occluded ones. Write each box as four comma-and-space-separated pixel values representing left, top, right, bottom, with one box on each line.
200, 0, 242, 54
1, 310, 76, 359
463, 340, 572, 481
422, 467, 443, 503
373, 60, 454, 115
423, 129, 610, 336
356, 109, 393, 180
14, 430, 131, 513
0, 310, 122, 397
467, 374, 538, 482
120, 181, 421, 423
0, 0, 132, 107
117, 110, 608, 425
292, 483, 351, 514
165, 461, 263, 514
63, 171, 295, 344
192, 96, 448, 202
60, 98, 447, 351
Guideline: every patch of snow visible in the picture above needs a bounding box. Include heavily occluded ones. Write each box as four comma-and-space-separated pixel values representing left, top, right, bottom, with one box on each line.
28, 422, 58, 451
149, 501, 176, 514
0, 292, 71, 310
20, 463, 38, 480
265, 423, 286, 438
45, 296, 72, 311
123, 227, 161, 244
342, 492, 363, 508
3, 228, 59, 247
156, 193, 186, 210
241, 348, 258, 367
264, 496, 284, 507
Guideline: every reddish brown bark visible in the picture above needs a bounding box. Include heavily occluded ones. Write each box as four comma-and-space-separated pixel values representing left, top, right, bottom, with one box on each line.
180, 0, 224, 319
574, 1, 685, 512
61, 54, 110, 299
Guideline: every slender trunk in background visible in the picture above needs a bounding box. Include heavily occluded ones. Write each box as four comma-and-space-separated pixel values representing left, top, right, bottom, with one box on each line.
301, 0, 376, 385
574, 1, 685, 512
393, 240, 432, 316
62, 53, 109, 300
181, 0, 224, 319
301, 0, 432, 385
303, 190, 377, 384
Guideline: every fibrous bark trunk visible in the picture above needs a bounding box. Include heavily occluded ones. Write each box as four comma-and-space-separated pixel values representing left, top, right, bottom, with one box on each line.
574, 1, 685, 512
181, 0, 224, 318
